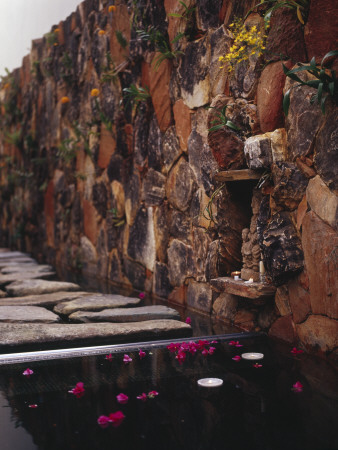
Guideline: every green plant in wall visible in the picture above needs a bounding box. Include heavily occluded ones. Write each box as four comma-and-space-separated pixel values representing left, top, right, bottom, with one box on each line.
44, 30, 58, 47
108, 207, 125, 227
283, 50, 338, 115
136, 27, 184, 70
168, 1, 196, 22
219, 18, 267, 73
115, 30, 128, 49
207, 105, 241, 133
122, 84, 150, 109
201, 183, 225, 230
60, 52, 74, 86
245, 0, 310, 27
100, 52, 129, 85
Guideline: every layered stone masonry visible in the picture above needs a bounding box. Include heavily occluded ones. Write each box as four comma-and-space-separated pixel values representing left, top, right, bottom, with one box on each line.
0, 0, 337, 356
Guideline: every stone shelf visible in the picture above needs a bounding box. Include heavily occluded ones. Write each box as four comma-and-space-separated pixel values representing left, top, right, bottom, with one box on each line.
211, 277, 276, 300
214, 169, 263, 182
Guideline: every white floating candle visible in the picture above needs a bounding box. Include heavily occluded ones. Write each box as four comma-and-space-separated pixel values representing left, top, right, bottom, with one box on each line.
197, 378, 223, 388
241, 352, 264, 361
259, 261, 265, 274
234, 275, 239, 281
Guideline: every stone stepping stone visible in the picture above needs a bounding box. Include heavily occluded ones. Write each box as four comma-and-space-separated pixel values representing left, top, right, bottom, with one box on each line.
0, 251, 29, 259
0, 306, 60, 323
69, 305, 181, 323
5, 279, 81, 297
0, 270, 56, 286
0, 258, 37, 268
0, 291, 91, 307
54, 294, 141, 316
0, 290, 7, 298
0, 320, 192, 348
1, 264, 52, 274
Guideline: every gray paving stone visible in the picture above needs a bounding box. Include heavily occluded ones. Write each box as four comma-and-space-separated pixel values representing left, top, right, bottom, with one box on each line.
5, 279, 81, 297
54, 294, 142, 315
69, 305, 181, 323
0, 306, 61, 323
0, 271, 55, 286
0, 320, 192, 348
1, 264, 52, 274
0, 258, 37, 268
0, 291, 91, 307
0, 251, 30, 259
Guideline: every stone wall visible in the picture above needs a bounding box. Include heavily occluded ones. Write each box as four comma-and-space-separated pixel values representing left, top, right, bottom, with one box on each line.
0, 0, 337, 357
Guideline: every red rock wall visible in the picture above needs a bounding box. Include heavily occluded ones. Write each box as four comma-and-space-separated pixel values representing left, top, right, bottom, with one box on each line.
0, 0, 337, 357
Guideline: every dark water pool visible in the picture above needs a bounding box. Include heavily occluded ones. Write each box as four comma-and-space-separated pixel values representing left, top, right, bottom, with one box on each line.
0, 334, 337, 450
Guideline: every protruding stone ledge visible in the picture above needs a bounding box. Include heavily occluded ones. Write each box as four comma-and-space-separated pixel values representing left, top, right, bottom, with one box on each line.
214, 169, 263, 182
211, 277, 276, 300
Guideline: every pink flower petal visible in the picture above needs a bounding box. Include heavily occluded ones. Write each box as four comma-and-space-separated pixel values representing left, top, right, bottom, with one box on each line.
116, 393, 129, 404
23, 368, 34, 377
208, 346, 216, 355
109, 411, 125, 427
137, 393, 148, 402
148, 390, 159, 398
68, 382, 85, 398
123, 354, 132, 364
253, 363, 262, 368
202, 349, 209, 356
232, 355, 241, 362
97, 415, 111, 428
292, 381, 303, 393
105, 353, 113, 361
185, 317, 191, 325
139, 349, 146, 359
139, 292, 145, 299
28, 404, 38, 408
291, 347, 304, 355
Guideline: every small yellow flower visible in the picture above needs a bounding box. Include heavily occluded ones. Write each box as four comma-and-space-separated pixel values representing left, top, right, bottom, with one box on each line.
61, 96, 70, 104
91, 88, 100, 97
4, 83, 10, 90
54, 28, 60, 33
108, 5, 116, 12
98, 29, 105, 36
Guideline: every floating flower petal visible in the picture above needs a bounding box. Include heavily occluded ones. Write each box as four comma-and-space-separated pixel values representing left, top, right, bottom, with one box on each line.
68, 382, 85, 398
139, 292, 145, 299
232, 355, 241, 362
97, 415, 110, 428
116, 393, 129, 404
137, 393, 147, 402
185, 317, 191, 325
292, 381, 303, 393
109, 411, 125, 427
148, 390, 159, 398
105, 353, 113, 361
139, 349, 146, 359
23, 368, 34, 377
291, 347, 304, 355
123, 354, 132, 364
28, 404, 38, 408
253, 363, 262, 368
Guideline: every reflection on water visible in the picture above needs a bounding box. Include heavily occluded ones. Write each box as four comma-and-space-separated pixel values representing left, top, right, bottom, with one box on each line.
0, 336, 337, 450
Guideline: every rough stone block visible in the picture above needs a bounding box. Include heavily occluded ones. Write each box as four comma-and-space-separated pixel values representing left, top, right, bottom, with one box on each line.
244, 134, 272, 169
288, 278, 311, 324
272, 162, 309, 211
166, 157, 197, 212
173, 99, 191, 152
302, 211, 338, 320
162, 126, 182, 174
212, 292, 238, 321
268, 314, 296, 344
275, 285, 291, 316
296, 315, 338, 353
143, 169, 166, 206
306, 176, 338, 230
168, 239, 193, 286
187, 281, 213, 314
149, 54, 172, 132
127, 206, 156, 272
153, 262, 173, 299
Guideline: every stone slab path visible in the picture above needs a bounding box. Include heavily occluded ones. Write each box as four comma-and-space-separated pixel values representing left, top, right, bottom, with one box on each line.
0, 250, 191, 350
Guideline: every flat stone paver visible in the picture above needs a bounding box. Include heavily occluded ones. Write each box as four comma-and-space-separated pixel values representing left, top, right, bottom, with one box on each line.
5, 279, 81, 297
0, 290, 7, 298
0, 258, 37, 268
0, 291, 91, 307
0, 270, 56, 286
0, 320, 192, 348
1, 264, 52, 274
54, 294, 142, 315
69, 305, 181, 323
0, 251, 29, 259
0, 306, 60, 323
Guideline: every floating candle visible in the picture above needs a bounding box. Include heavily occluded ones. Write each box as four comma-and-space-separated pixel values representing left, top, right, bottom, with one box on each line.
197, 378, 223, 388
241, 352, 264, 361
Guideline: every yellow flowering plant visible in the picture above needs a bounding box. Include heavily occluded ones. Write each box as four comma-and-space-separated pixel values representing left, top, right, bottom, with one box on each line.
219, 18, 267, 73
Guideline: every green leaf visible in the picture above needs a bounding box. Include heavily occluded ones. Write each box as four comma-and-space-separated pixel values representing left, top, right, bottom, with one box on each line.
329, 81, 335, 96
285, 71, 304, 83
320, 95, 328, 114
283, 89, 291, 116
309, 56, 316, 69
225, 120, 240, 131
321, 50, 338, 67
168, 13, 183, 17
305, 79, 320, 88
317, 82, 323, 103
208, 124, 225, 133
